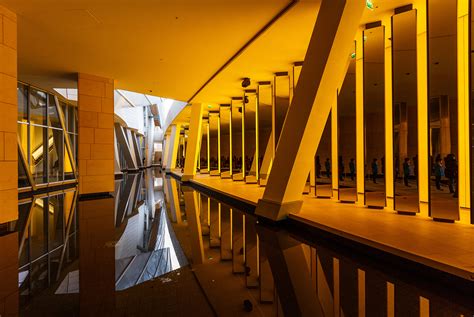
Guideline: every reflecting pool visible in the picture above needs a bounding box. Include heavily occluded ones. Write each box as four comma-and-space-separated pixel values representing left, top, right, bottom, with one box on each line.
7, 168, 474, 316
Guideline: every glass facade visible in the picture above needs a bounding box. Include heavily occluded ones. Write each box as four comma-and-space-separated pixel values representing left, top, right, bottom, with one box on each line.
13, 189, 78, 302
17, 83, 78, 188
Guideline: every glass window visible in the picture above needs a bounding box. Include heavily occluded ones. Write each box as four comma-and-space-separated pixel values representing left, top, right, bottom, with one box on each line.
18, 123, 28, 159
17, 202, 32, 267
29, 88, 47, 126
18, 83, 28, 122
48, 129, 64, 182
64, 142, 75, 180
67, 105, 77, 133
30, 125, 47, 184
30, 198, 47, 261
47, 94, 61, 128
18, 149, 30, 188
48, 195, 64, 251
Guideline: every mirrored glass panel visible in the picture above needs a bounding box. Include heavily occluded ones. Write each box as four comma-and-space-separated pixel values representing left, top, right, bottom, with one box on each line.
338, 58, 357, 202
274, 72, 290, 148
220, 105, 232, 178
48, 94, 61, 128
429, 0, 458, 220
244, 90, 258, 183
231, 98, 244, 181
315, 111, 332, 198
364, 25, 386, 207
392, 9, 418, 213
48, 128, 64, 182
31, 125, 47, 184
29, 88, 47, 126
18, 83, 28, 122
200, 120, 209, 173
257, 82, 273, 184
208, 112, 220, 176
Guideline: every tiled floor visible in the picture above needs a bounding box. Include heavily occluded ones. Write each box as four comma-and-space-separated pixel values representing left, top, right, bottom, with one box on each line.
180, 172, 474, 281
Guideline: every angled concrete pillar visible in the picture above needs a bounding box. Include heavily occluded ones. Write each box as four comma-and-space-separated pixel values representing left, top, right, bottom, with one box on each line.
183, 103, 203, 181
166, 124, 181, 172
78, 73, 115, 196
255, 0, 366, 220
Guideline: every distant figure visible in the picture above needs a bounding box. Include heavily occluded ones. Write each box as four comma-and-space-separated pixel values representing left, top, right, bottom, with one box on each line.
445, 154, 458, 197
158, 157, 162, 166
349, 158, 355, 181
403, 158, 410, 187
316, 156, 321, 178
434, 157, 443, 190
371, 159, 378, 184
325, 158, 331, 178
338, 156, 344, 181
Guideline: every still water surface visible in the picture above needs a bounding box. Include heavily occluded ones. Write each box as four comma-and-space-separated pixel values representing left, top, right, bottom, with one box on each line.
12, 168, 474, 316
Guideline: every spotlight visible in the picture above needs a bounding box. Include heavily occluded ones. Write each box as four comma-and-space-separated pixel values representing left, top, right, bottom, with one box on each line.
241, 77, 251, 88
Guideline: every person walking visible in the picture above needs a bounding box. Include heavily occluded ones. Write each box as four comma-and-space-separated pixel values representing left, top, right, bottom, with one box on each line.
325, 158, 331, 178
349, 158, 355, 181
403, 158, 410, 187
434, 157, 443, 190
371, 158, 378, 184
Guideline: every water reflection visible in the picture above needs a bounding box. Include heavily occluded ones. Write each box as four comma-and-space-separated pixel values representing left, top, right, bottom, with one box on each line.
10, 169, 474, 316
171, 179, 473, 316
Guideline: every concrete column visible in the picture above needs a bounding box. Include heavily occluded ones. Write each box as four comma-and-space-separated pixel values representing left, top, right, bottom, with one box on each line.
183, 103, 203, 181
255, 0, 366, 220
0, 6, 17, 224
355, 28, 365, 205
166, 124, 181, 171
413, 0, 429, 217
78, 73, 115, 196
457, 0, 471, 224
162, 133, 171, 168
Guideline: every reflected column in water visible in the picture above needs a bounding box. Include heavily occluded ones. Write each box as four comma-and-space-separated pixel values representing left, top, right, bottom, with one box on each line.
244, 215, 259, 288
232, 210, 245, 273
199, 193, 210, 236
0, 232, 19, 316
209, 199, 220, 248
257, 225, 323, 316
363, 24, 386, 207
182, 187, 205, 265
393, 8, 419, 214
244, 90, 258, 184
338, 58, 357, 202
316, 249, 335, 316
220, 204, 232, 260
79, 196, 115, 315
339, 258, 359, 316
428, 0, 459, 220
259, 241, 274, 303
